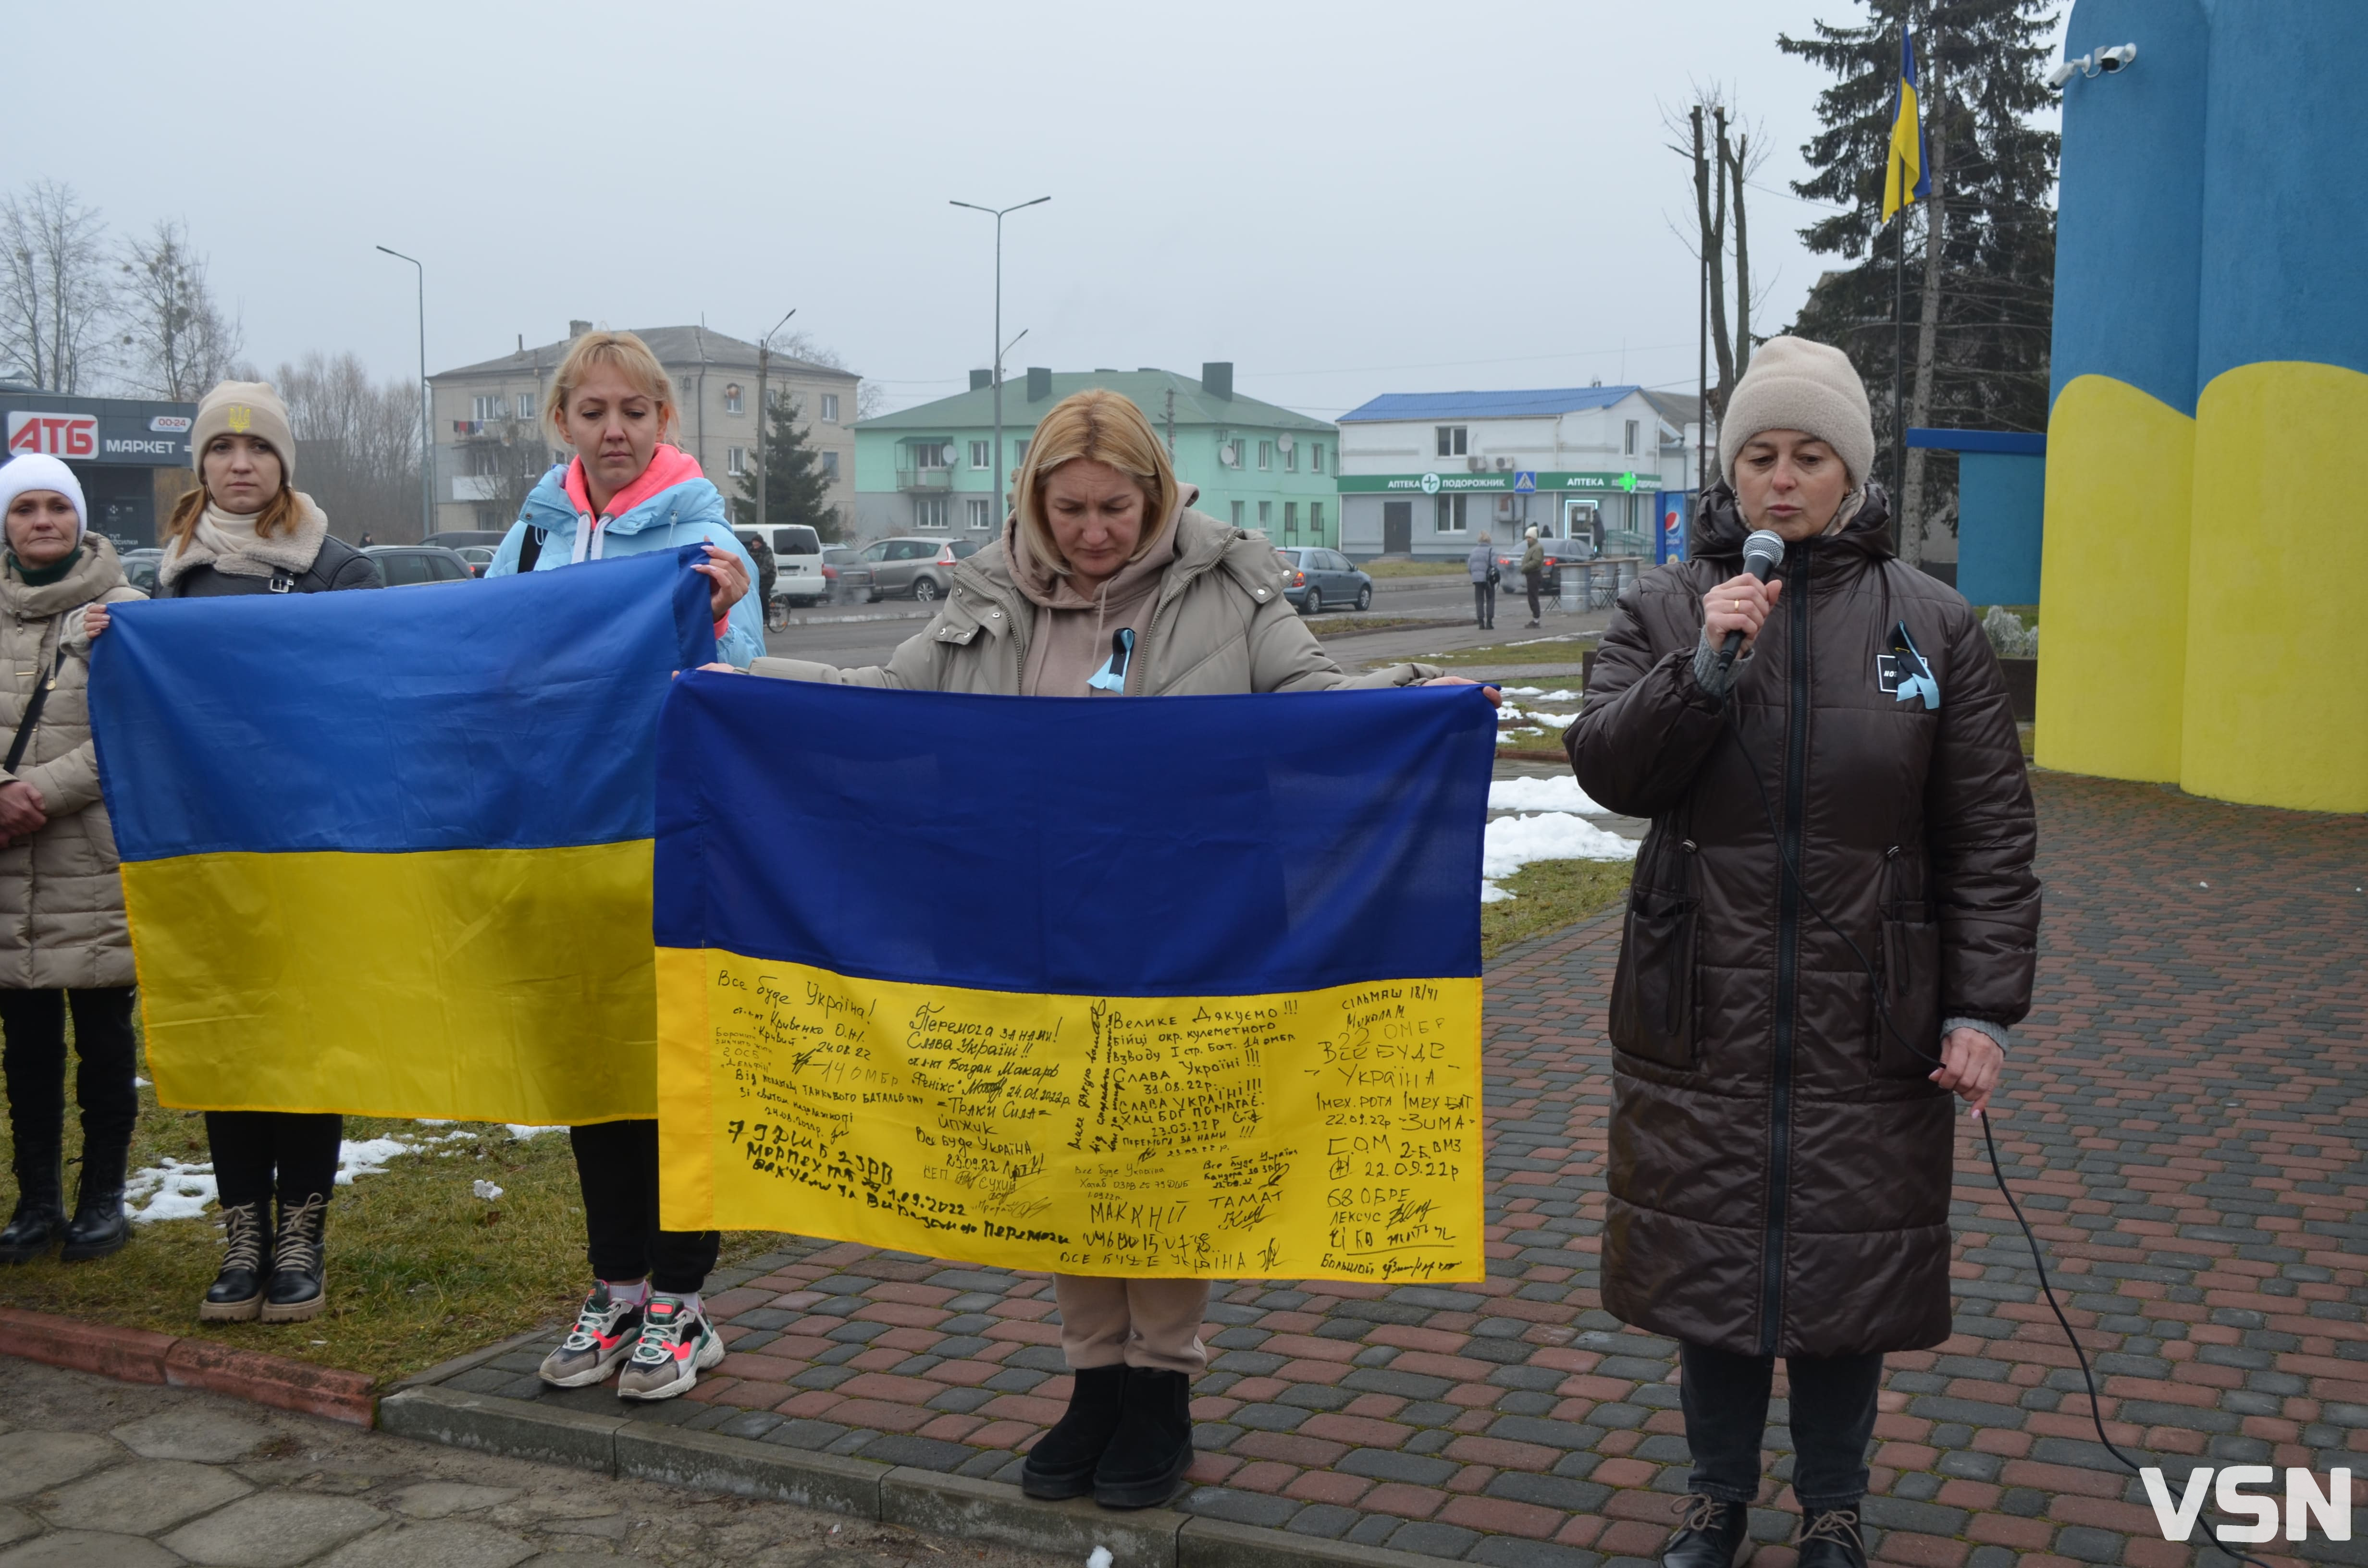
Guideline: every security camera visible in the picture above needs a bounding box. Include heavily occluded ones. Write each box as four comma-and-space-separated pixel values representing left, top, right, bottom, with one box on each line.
2047, 56, 2084, 88
2096, 43, 2136, 72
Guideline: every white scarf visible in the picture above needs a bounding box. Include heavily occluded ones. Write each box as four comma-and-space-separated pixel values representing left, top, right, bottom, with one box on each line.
161, 496, 329, 585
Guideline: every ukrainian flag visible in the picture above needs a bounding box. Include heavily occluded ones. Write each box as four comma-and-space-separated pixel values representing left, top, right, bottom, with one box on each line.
90, 548, 716, 1124
652, 676, 1496, 1281
1884, 30, 1932, 220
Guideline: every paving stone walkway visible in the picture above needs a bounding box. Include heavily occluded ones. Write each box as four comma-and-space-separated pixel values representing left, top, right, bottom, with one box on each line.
0, 1356, 1064, 1568
425, 772, 2368, 1568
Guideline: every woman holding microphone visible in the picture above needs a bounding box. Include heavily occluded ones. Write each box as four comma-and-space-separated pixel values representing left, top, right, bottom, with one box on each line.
743, 387, 1491, 1509
1568, 338, 2039, 1568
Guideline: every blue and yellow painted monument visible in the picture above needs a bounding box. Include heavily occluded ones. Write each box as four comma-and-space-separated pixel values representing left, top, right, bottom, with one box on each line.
2040, 0, 2366, 812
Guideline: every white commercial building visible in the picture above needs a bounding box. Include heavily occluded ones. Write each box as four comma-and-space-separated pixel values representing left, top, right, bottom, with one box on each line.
1333, 386, 1708, 561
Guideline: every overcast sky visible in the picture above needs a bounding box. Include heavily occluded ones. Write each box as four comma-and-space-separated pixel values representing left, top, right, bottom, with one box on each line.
12, 0, 2064, 422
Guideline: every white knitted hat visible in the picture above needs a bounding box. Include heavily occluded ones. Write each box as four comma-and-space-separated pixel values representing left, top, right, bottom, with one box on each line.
0, 453, 86, 540
1717, 336, 1875, 486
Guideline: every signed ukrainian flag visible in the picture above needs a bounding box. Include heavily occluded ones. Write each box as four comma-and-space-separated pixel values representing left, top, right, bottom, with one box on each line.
654, 675, 1495, 1282
91, 547, 715, 1124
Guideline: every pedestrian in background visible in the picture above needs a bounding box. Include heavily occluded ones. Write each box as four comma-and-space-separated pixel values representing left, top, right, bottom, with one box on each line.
1520, 524, 1546, 626
92, 380, 383, 1322
733, 389, 1491, 1509
487, 329, 758, 1404
0, 455, 145, 1267
1465, 529, 1496, 629
1568, 338, 2037, 1568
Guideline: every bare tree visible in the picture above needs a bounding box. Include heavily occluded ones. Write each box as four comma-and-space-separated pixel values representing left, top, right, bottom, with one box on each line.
779, 330, 881, 420
0, 180, 115, 393
273, 351, 423, 542
117, 219, 243, 402
1665, 88, 1771, 421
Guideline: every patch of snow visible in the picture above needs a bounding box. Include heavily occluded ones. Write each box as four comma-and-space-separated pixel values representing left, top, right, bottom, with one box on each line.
1532, 712, 1577, 728
1489, 776, 1611, 814
335, 1137, 415, 1185
1483, 812, 1639, 885
473, 1180, 505, 1201
1480, 881, 1515, 904
134, 1076, 151, 1088
124, 1158, 217, 1225
506, 1125, 566, 1140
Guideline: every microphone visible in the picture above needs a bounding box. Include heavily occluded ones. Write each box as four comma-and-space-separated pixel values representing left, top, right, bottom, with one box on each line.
1716, 529, 1788, 670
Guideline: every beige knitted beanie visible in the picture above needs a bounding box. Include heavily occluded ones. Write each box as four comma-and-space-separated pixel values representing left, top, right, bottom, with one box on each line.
1716, 337, 1874, 486
192, 380, 297, 484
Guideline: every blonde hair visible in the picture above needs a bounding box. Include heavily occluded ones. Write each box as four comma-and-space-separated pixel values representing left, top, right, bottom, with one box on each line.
1012, 390, 1182, 574
166, 440, 302, 546
545, 329, 678, 442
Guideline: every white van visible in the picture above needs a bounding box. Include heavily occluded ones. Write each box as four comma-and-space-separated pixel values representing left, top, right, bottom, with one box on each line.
757, 525, 827, 608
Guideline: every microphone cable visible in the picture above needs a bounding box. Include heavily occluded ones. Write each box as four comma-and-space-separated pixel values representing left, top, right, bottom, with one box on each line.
1713, 684, 2278, 1568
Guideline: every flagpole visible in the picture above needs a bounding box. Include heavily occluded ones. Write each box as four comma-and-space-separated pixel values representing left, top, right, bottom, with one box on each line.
1894, 205, 1907, 555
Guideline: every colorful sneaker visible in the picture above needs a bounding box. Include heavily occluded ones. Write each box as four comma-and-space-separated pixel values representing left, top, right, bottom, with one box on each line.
615, 1294, 722, 1401
538, 1283, 645, 1387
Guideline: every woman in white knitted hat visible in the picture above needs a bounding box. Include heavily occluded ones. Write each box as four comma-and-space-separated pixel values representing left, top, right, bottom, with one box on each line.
1566, 337, 2038, 1568
0, 455, 145, 1268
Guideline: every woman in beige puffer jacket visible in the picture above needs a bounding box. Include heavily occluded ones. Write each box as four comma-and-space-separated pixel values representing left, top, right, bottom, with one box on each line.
751, 389, 1492, 1512
0, 455, 146, 1269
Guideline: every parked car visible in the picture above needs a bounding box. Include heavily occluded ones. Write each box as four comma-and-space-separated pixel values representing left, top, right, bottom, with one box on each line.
362, 545, 476, 587
1274, 547, 1372, 615
820, 545, 876, 604
120, 548, 163, 596
751, 525, 828, 608
422, 530, 511, 552
1496, 536, 1598, 597
455, 545, 497, 578
860, 536, 977, 602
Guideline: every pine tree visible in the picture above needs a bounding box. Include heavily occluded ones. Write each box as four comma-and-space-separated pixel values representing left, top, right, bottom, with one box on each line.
1779, 0, 2058, 561
737, 389, 843, 541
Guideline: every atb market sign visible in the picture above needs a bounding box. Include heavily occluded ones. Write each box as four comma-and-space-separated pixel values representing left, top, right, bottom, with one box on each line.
1338, 470, 1662, 496
1, 396, 197, 466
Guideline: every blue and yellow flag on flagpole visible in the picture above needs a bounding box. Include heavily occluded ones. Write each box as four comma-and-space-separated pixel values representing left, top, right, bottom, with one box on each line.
1884, 30, 1931, 220
651, 675, 1496, 1281
90, 548, 715, 1124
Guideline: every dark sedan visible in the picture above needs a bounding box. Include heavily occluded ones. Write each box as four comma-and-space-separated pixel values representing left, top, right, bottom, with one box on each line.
362, 545, 476, 587
1274, 547, 1371, 614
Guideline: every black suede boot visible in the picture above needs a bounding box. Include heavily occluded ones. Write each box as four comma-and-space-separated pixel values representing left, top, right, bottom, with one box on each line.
1020, 1363, 1127, 1500
1662, 1495, 1749, 1567
1796, 1506, 1866, 1568
0, 1137, 64, 1265
61, 1140, 130, 1262
1092, 1366, 1193, 1509
260, 1195, 328, 1323
200, 1202, 269, 1320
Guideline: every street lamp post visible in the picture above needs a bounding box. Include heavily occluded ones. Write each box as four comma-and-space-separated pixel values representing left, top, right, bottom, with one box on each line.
949, 197, 1049, 520
376, 245, 431, 540
754, 307, 796, 536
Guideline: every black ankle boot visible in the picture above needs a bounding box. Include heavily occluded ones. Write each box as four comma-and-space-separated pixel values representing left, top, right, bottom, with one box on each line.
1795, 1506, 1865, 1568
1092, 1366, 1193, 1509
0, 1139, 64, 1265
61, 1141, 130, 1262
1020, 1363, 1127, 1500
260, 1195, 328, 1323
200, 1202, 269, 1320
1662, 1494, 1748, 1568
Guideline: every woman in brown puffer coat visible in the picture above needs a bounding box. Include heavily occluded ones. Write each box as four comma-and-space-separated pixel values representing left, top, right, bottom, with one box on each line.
0, 455, 147, 1268
1566, 338, 2039, 1568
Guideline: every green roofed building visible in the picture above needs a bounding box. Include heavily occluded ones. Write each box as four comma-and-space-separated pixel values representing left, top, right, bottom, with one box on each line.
852, 363, 1338, 547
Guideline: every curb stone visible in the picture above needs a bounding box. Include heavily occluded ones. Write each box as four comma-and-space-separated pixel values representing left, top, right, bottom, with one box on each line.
0, 1306, 375, 1426
377, 1384, 1472, 1568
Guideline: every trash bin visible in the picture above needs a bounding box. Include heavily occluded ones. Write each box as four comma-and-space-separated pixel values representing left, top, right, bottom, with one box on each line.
1559, 569, 1581, 613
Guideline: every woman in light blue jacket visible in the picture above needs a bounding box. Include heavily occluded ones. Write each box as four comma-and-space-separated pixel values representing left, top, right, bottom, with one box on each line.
487, 329, 758, 1405
486, 332, 763, 668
